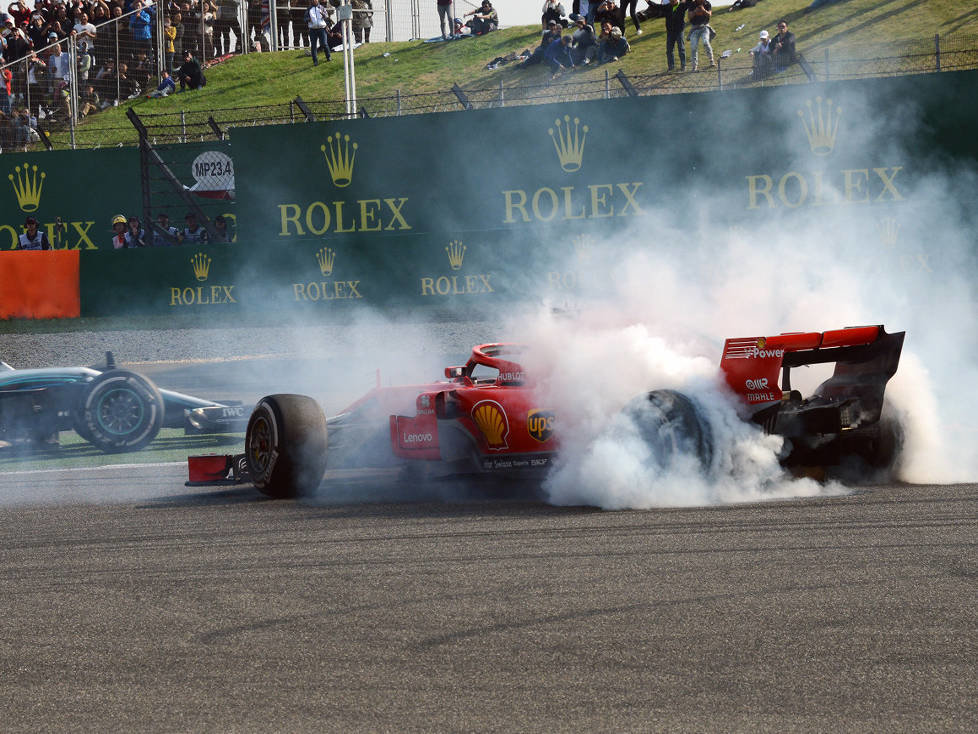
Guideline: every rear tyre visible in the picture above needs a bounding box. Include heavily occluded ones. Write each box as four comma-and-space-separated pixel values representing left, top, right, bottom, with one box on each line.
863, 415, 904, 471
245, 394, 327, 499
76, 370, 165, 453
622, 389, 713, 472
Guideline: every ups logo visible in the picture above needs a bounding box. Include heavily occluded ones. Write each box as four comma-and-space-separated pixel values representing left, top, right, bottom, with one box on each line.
527, 409, 555, 443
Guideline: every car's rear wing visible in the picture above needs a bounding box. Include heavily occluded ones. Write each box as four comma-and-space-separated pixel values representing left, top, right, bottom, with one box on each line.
720, 326, 905, 407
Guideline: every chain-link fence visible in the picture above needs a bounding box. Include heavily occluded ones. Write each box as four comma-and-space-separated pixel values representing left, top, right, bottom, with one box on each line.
1, 20, 975, 151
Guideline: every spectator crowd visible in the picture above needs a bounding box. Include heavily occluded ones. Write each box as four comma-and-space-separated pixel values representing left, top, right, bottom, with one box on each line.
0, 0, 376, 149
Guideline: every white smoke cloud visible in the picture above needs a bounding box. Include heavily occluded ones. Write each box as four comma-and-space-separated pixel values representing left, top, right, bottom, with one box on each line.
495, 155, 978, 508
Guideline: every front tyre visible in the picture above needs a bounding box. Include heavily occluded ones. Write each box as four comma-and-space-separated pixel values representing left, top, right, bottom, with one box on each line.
76, 370, 165, 453
245, 394, 327, 499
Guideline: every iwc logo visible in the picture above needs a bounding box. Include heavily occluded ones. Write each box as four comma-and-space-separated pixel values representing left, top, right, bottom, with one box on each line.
293, 246, 363, 302
420, 240, 494, 297
170, 252, 237, 306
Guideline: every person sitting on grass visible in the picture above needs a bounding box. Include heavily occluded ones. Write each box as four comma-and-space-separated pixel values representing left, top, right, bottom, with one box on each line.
149, 71, 176, 97
464, 0, 498, 35
517, 19, 562, 68
545, 34, 575, 78
598, 25, 629, 63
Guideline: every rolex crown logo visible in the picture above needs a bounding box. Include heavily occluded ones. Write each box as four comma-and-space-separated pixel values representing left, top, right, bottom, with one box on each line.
321, 133, 358, 188
548, 115, 588, 173
446, 240, 466, 271
797, 96, 841, 157
572, 234, 593, 262
877, 217, 900, 247
316, 247, 336, 276
191, 252, 212, 282
8, 164, 45, 212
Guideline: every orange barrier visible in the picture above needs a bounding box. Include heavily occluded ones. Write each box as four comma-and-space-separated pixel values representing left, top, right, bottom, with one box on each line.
0, 251, 80, 319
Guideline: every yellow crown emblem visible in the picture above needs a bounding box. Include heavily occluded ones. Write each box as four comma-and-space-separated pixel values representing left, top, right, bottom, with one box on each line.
548, 115, 588, 173
8, 164, 45, 212
321, 133, 358, 188
316, 247, 336, 276
471, 400, 509, 450
191, 252, 212, 282
446, 240, 466, 271
572, 234, 593, 262
797, 97, 841, 156
877, 217, 900, 248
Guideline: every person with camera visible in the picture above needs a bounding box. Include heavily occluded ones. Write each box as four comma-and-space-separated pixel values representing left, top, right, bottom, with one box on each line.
541, 1, 568, 29
593, 0, 623, 34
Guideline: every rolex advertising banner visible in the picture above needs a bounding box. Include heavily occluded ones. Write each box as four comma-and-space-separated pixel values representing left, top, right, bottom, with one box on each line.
0, 148, 140, 251
78, 228, 584, 316
7, 69, 978, 318
0, 141, 234, 252
230, 70, 978, 244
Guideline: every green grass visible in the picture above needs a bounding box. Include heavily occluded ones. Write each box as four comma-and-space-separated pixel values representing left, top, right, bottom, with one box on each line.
0, 427, 244, 471
61, 0, 978, 147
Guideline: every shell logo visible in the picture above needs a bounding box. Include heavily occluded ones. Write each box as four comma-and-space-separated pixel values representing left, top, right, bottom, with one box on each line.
471, 400, 510, 451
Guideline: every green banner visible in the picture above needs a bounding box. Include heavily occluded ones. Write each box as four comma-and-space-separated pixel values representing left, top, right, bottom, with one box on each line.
49, 69, 978, 316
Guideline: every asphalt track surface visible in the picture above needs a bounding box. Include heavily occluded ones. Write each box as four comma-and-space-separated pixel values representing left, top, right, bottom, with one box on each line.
1, 464, 976, 732
0, 336, 976, 731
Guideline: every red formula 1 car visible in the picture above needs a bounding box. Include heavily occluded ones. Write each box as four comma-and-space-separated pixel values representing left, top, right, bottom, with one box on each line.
188, 326, 904, 498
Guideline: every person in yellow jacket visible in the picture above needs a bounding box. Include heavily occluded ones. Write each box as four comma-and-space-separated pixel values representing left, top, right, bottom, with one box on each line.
163, 16, 177, 72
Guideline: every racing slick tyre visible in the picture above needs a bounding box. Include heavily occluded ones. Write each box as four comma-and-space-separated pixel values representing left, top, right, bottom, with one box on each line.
862, 415, 904, 471
623, 389, 714, 472
75, 370, 165, 453
245, 394, 328, 499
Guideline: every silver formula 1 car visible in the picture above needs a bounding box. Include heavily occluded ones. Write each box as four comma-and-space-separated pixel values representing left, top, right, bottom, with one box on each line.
0, 352, 249, 453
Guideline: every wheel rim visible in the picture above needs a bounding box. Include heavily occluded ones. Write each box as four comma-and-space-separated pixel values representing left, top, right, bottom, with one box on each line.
95, 387, 145, 436
249, 414, 273, 474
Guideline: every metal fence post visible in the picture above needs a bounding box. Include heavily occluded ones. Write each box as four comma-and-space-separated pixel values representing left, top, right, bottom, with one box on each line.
396, 88, 402, 115
181, 110, 187, 143
115, 23, 121, 105
935, 34, 941, 72
68, 35, 78, 149
499, 80, 504, 107
824, 48, 829, 81
717, 58, 723, 91
605, 69, 610, 99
